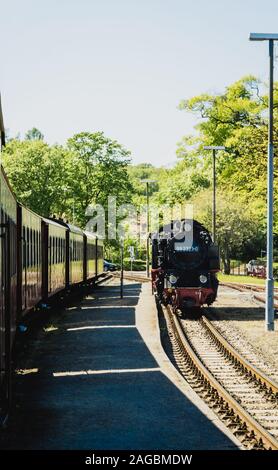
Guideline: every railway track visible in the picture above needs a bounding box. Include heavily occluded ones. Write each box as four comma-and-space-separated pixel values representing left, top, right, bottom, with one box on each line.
221, 281, 278, 308
161, 304, 278, 450
112, 272, 150, 283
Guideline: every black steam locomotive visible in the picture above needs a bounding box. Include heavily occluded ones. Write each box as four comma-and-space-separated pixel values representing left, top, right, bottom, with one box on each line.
151, 219, 220, 311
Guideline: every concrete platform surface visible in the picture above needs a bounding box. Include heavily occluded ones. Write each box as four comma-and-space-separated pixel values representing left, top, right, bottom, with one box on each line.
0, 278, 241, 450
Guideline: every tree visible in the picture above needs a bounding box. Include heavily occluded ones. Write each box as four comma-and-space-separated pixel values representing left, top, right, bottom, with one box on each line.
67, 131, 133, 228
127, 163, 161, 208
189, 189, 263, 273
177, 75, 278, 258
25, 127, 44, 141
2, 139, 73, 217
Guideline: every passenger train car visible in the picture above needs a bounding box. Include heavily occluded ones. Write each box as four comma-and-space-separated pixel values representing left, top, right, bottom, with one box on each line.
0, 167, 17, 414
0, 100, 104, 417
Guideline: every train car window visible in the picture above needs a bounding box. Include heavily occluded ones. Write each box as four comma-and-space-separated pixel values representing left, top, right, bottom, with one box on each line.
22, 226, 26, 269
30, 228, 33, 267
34, 230, 36, 268
32, 229, 35, 266
33, 228, 35, 266
32, 229, 35, 268
31, 229, 34, 267
26, 227, 30, 268
49, 236, 52, 266
37, 229, 40, 266
30, 228, 32, 267
36, 229, 38, 266
39, 231, 41, 266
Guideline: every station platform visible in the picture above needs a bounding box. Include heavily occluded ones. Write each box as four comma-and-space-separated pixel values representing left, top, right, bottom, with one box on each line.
0, 278, 241, 450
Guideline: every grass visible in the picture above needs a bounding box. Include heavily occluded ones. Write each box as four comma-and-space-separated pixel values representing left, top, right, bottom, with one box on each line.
218, 273, 278, 287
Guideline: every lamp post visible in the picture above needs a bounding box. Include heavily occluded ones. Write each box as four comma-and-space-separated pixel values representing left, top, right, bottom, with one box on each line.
250, 33, 278, 332
203, 146, 225, 243
141, 179, 157, 277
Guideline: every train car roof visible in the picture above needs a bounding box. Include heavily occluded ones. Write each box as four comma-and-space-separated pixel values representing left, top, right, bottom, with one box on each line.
1, 165, 17, 202
19, 202, 42, 220
84, 230, 97, 239
45, 217, 84, 235
42, 217, 69, 230
67, 223, 84, 235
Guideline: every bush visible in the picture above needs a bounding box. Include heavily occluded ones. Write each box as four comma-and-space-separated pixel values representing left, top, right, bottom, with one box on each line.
273, 267, 278, 281
123, 258, 146, 271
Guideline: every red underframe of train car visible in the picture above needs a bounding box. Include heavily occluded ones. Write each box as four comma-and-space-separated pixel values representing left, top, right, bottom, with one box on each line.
151, 268, 215, 308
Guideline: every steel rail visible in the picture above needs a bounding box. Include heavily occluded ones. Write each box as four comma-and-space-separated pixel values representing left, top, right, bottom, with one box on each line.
112, 272, 150, 283
202, 314, 278, 396
221, 281, 278, 308
166, 305, 278, 450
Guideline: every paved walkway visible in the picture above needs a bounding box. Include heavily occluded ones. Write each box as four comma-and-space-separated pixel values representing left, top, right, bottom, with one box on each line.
1, 279, 241, 450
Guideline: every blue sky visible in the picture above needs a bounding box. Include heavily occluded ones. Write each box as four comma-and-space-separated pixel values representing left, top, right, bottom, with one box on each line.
1, 0, 278, 166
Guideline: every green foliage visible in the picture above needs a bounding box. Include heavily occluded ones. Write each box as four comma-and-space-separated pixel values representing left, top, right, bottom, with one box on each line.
2, 131, 133, 234
189, 189, 263, 273
176, 75, 278, 269
2, 74, 276, 271
2, 139, 71, 217
127, 163, 161, 207
66, 131, 133, 227
123, 258, 145, 271
25, 127, 44, 141
157, 159, 210, 205
273, 266, 278, 281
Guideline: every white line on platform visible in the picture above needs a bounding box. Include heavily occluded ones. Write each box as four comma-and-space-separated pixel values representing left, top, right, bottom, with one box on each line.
53, 367, 160, 377
66, 325, 136, 331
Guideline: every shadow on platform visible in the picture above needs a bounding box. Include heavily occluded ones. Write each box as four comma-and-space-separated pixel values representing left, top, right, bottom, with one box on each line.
0, 283, 238, 450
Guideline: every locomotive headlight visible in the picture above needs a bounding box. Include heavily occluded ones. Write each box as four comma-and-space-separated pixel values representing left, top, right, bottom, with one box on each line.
199, 274, 207, 284
169, 274, 178, 285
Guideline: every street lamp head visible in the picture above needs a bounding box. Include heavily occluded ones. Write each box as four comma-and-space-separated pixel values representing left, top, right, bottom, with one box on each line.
249, 33, 278, 41
204, 146, 225, 151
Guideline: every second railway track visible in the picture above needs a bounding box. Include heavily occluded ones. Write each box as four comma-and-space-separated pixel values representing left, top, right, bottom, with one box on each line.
221, 281, 278, 308
161, 304, 278, 450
